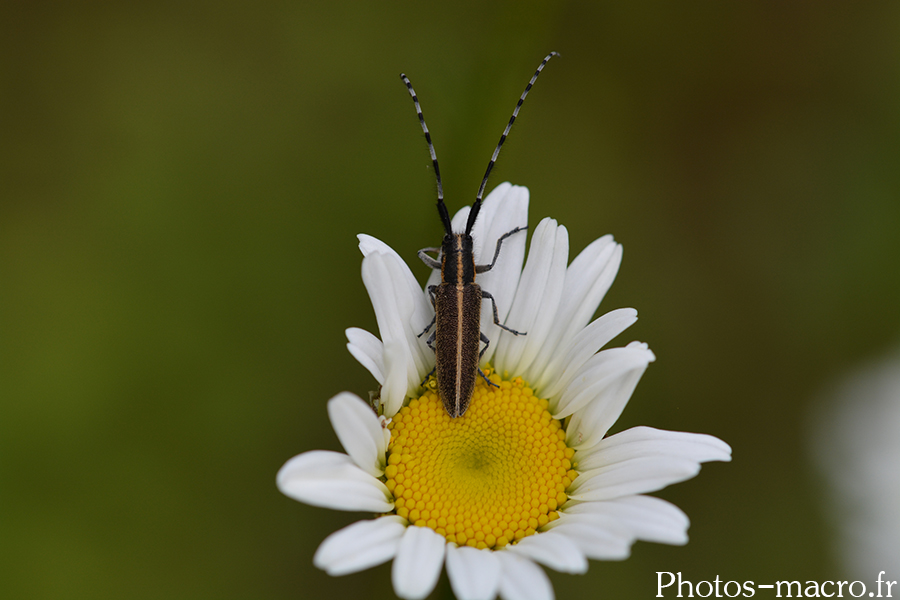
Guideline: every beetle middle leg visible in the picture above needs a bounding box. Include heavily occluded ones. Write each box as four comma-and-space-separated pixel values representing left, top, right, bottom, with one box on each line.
418, 315, 436, 338
417, 286, 438, 338
482, 290, 526, 335
419, 330, 437, 388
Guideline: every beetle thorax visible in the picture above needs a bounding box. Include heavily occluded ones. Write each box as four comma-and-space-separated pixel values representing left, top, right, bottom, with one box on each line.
440, 233, 476, 285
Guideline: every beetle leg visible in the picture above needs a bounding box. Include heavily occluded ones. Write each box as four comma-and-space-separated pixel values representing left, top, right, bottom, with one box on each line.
420, 329, 437, 387
478, 367, 499, 388
477, 332, 500, 388
418, 247, 442, 270
417, 286, 438, 337
481, 290, 526, 335
417, 315, 436, 338
475, 226, 527, 273
419, 365, 436, 388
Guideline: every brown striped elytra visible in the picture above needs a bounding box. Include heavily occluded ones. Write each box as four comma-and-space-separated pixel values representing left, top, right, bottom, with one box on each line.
400, 52, 558, 417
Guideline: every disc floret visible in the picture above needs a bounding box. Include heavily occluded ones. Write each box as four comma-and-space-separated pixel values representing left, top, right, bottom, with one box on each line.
385, 371, 577, 549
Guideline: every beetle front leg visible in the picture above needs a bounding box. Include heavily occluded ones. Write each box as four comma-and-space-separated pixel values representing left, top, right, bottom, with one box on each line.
418, 247, 442, 270
475, 226, 527, 273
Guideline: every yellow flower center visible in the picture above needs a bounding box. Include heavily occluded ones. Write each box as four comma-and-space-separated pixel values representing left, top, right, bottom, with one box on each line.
384, 370, 577, 549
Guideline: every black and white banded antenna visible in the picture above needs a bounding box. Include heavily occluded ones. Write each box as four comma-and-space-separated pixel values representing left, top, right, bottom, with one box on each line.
400, 73, 453, 236
466, 51, 559, 235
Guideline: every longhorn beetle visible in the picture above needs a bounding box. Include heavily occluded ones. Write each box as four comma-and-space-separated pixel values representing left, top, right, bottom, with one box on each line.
400, 52, 558, 419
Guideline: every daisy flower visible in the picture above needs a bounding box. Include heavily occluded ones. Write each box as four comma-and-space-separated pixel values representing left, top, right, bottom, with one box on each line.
810, 348, 900, 579
278, 183, 731, 600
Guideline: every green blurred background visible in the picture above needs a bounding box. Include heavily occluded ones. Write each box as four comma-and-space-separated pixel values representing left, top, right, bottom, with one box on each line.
2, 2, 899, 599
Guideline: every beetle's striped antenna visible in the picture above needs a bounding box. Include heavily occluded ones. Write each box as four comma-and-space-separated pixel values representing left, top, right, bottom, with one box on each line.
466, 51, 559, 235
401, 73, 453, 236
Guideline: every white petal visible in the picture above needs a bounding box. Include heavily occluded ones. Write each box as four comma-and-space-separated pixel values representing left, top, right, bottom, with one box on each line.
567, 455, 702, 501
531, 236, 621, 390
553, 236, 622, 343
358, 233, 398, 257
361, 253, 414, 413
382, 340, 413, 418
451, 204, 472, 236
327, 392, 388, 477
313, 516, 406, 576
276, 450, 393, 512
361, 252, 432, 416
575, 426, 733, 472
468, 182, 516, 263
553, 344, 654, 419
474, 184, 529, 363
509, 530, 587, 574
541, 520, 632, 560
565, 342, 654, 449
563, 496, 690, 546
497, 551, 554, 600
492, 218, 568, 378
540, 308, 638, 399
446, 546, 501, 600
346, 327, 385, 384
358, 235, 434, 361
392, 526, 447, 600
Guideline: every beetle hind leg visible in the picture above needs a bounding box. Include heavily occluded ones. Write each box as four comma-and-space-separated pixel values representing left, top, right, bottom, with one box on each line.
478, 332, 500, 388
420, 365, 436, 389
477, 367, 500, 389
